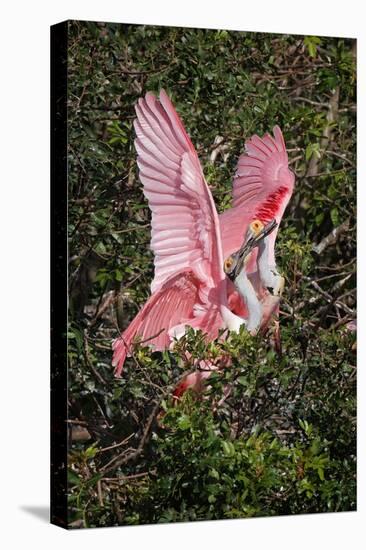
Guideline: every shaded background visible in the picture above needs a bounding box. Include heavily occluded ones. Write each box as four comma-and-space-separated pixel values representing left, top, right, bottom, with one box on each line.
67, 21, 356, 527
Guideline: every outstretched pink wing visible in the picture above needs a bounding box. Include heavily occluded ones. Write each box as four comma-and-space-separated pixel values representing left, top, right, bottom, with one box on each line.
233, 126, 294, 214
220, 126, 295, 266
134, 89, 226, 303
113, 91, 227, 374
113, 270, 200, 376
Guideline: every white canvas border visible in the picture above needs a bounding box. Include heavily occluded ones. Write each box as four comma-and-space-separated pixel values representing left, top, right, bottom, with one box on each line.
0, 1, 363, 548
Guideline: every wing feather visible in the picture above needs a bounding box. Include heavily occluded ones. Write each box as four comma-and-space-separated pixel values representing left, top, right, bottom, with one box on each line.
220, 126, 295, 264
233, 125, 294, 214
134, 90, 226, 306
112, 271, 200, 376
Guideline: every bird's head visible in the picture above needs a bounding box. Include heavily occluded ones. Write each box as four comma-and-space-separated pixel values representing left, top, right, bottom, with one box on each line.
224, 218, 277, 281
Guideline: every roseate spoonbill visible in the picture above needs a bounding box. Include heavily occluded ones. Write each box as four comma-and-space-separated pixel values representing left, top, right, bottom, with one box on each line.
112, 90, 295, 376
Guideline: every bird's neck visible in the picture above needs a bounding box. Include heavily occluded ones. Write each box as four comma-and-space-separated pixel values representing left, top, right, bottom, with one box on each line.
234, 269, 262, 333
257, 237, 281, 292
257, 237, 271, 269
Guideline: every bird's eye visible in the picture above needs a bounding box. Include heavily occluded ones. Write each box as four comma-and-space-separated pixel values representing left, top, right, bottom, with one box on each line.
251, 220, 263, 233
224, 258, 233, 272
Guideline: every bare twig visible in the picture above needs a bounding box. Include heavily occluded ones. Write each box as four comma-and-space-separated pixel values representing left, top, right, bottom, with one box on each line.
83, 329, 108, 386
100, 400, 162, 473
97, 432, 135, 454
97, 480, 104, 507
101, 471, 154, 482
291, 96, 330, 108
111, 63, 171, 76
324, 150, 355, 167
89, 290, 115, 329
313, 219, 350, 254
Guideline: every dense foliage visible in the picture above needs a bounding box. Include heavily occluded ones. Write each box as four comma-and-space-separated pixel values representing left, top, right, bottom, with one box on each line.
67, 21, 356, 528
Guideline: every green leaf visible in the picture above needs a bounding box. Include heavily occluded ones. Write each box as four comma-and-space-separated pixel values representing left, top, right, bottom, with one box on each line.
114, 269, 123, 282
222, 441, 235, 456
315, 212, 324, 226
68, 469, 81, 486
330, 208, 340, 226
177, 414, 191, 430
84, 443, 98, 459
306, 142, 320, 161
304, 36, 322, 58
210, 468, 220, 480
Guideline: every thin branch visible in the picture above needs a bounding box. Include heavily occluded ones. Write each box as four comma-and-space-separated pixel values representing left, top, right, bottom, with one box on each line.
313, 219, 350, 254
324, 150, 355, 168
100, 400, 162, 473
83, 330, 108, 386
97, 432, 135, 454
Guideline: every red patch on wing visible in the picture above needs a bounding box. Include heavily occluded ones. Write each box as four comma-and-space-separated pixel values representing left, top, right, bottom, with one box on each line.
255, 186, 288, 222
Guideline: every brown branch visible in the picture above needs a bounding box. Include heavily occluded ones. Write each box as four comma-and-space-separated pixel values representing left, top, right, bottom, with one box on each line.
97, 480, 104, 507
88, 290, 115, 329
111, 63, 172, 76
291, 96, 330, 108
324, 150, 355, 168
313, 219, 350, 254
138, 328, 165, 345
100, 400, 162, 473
309, 286, 356, 329
101, 471, 154, 482
330, 315, 355, 331
83, 330, 108, 386
97, 432, 135, 454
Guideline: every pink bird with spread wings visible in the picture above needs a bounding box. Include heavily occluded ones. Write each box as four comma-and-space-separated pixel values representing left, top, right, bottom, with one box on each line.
112, 90, 295, 377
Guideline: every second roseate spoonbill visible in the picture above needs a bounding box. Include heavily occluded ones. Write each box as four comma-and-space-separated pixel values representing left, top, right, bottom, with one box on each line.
112, 90, 295, 376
